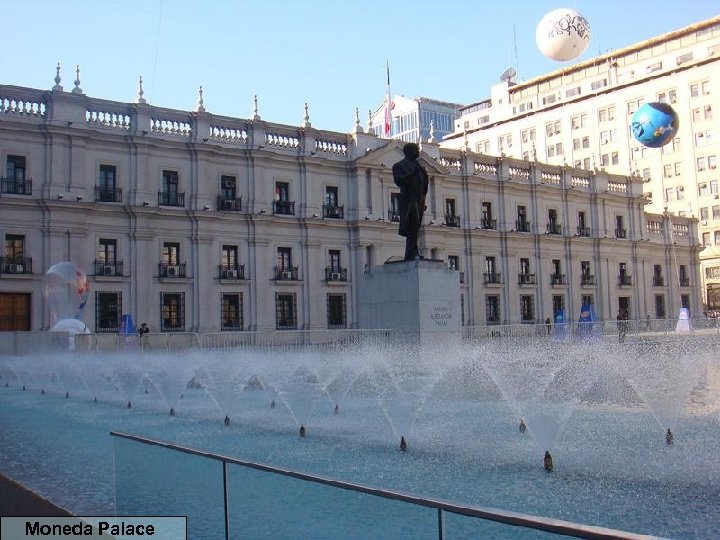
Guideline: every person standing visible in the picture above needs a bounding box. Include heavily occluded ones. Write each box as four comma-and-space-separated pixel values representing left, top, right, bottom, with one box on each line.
392, 143, 429, 261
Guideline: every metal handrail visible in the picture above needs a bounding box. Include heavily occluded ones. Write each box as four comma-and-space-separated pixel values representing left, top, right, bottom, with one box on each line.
110, 431, 654, 540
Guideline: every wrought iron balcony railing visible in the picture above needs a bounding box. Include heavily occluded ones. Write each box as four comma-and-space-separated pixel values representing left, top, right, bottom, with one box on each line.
0, 257, 32, 275
158, 191, 185, 207
217, 196, 242, 212
515, 219, 530, 232
95, 187, 122, 203
323, 204, 344, 219
481, 218, 497, 230
679, 277, 690, 287
550, 273, 567, 285
158, 262, 187, 278
219, 264, 245, 280
274, 265, 299, 280
518, 273, 536, 285
484, 272, 502, 284
618, 275, 633, 286
1, 177, 32, 195
615, 228, 627, 239
444, 214, 461, 228
95, 259, 124, 277
325, 267, 348, 282
388, 209, 401, 222
653, 276, 665, 287
546, 223, 562, 235
581, 274, 596, 286
576, 226, 591, 237
273, 200, 295, 215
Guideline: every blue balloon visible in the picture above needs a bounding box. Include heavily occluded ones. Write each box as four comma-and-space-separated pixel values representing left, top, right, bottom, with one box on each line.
630, 102, 679, 148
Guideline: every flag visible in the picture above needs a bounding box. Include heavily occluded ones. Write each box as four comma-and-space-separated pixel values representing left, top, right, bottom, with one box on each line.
384, 61, 393, 138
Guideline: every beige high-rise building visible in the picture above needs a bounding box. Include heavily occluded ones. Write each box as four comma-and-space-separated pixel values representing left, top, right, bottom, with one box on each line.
442, 16, 720, 311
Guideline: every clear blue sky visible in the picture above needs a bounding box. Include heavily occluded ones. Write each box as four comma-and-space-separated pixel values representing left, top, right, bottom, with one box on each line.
3, 1, 718, 132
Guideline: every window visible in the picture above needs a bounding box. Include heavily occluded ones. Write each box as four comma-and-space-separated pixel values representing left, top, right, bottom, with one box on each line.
6, 155, 26, 181
699, 183, 709, 196
519, 257, 530, 275
601, 154, 609, 167
710, 155, 717, 170
520, 295, 535, 322
161, 170, 181, 205
611, 152, 619, 165
448, 255, 459, 271
663, 164, 672, 178
4, 234, 25, 261
581, 261, 591, 278
711, 180, 718, 193
713, 205, 720, 220
715, 231, 720, 245
161, 292, 185, 331
703, 232, 711, 246
676, 52, 693, 65
221, 293, 243, 331
485, 295, 500, 324
566, 86, 581, 98
646, 62, 662, 74
654, 295, 666, 319
676, 186, 685, 200
163, 242, 179, 265
274, 181, 294, 214
516, 205, 529, 231
590, 79, 607, 91
701, 207, 710, 220
665, 187, 675, 202
325, 185, 338, 207
327, 293, 347, 328
277, 247, 292, 270
542, 94, 556, 106
97, 239, 117, 265
390, 192, 401, 221
276, 293, 297, 329
95, 291, 122, 333
697, 157, 706, 171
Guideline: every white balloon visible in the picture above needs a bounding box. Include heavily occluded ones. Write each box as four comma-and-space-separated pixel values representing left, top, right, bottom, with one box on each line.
536, 8, 591, 62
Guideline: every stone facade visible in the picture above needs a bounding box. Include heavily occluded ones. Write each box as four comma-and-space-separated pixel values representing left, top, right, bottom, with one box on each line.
0, 82, 701, 332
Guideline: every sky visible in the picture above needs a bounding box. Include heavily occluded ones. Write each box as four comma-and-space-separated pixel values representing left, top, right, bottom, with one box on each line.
3, 1, 718, 133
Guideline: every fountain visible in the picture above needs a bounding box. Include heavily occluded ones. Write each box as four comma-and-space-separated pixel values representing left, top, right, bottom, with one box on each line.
1, 333, 720, 538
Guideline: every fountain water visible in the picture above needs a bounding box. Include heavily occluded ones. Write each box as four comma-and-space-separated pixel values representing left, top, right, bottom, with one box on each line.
1, 334, 720, 538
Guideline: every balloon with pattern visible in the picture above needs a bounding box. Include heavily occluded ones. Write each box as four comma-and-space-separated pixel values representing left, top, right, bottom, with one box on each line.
536, 8, 591, 62
630, 102, 679, 148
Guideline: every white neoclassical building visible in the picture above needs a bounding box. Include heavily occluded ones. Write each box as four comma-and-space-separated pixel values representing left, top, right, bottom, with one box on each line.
0, 77, 701, 333
441, 16, 720, 309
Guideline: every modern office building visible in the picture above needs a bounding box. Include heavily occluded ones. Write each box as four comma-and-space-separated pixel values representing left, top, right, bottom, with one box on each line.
368, 95, 461, 144
441, 16, 720, 309
0, 79, 700, 333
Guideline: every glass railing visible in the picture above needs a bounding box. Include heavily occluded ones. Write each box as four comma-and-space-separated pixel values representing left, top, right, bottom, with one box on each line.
112, 432, 649, 540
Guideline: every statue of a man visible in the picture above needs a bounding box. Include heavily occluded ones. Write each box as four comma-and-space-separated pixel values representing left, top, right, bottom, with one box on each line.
392, 143, 429, 261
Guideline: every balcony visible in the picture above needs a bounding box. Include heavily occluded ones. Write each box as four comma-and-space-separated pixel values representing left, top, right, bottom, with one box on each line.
274, 266, 299, 280
546, 223, 562, 235
0, 257, 32, 275
618, 275, 633, 286
219, 264, 245, 280
581, 274, 596, 286
217, 196, 242, 212
388, 209, 400, 222
94, 260, 124, 277
273, 200, 295, 215
518, 273, 536, 285
158, 262, 187, 278
444, 214, 461, 228
480, 218, 497, 230
550, 273, 567, 286
515, 219, 530, 233
95, 187, 122, 203
615, 228, 627, 239
576, 226, 591, 237
323, 204, 344, 219
653, 276, 665, 287
158, 191, 185, 207
325, 267, 348, 282
484, 272, 502, 284
679, 277, 690, 287
1, 177, 32, 195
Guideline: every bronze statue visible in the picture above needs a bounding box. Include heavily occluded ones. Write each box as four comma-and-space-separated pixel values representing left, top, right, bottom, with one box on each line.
392, 143, 429, 261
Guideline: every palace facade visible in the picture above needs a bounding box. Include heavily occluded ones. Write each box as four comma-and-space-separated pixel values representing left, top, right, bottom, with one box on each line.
0, 81, 701, 332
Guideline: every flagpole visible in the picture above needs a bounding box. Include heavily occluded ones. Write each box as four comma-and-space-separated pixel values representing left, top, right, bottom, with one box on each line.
384, 61, 392, 138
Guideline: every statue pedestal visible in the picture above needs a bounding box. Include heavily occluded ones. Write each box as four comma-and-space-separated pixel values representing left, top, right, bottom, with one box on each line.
357, 259, 461, 346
